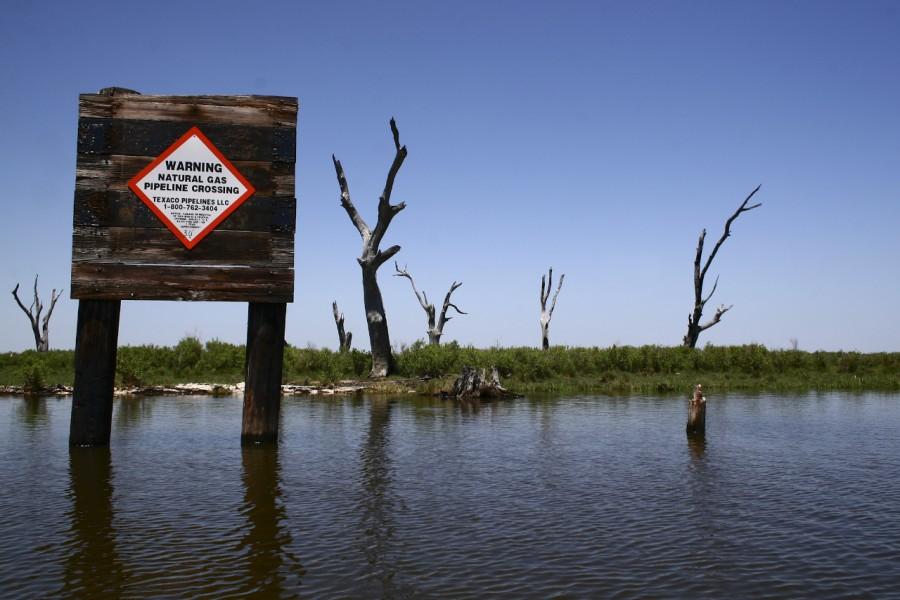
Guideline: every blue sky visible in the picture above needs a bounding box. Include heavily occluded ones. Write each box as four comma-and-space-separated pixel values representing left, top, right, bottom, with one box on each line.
1, 0, 898, 352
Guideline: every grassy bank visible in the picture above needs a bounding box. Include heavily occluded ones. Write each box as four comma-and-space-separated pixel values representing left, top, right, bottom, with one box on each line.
1, 338, 898, 394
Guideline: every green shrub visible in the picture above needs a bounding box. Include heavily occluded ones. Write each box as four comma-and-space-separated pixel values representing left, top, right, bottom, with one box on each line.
116, 352, 146, 387
20, 357, 45, 393
173, 336, 203, 372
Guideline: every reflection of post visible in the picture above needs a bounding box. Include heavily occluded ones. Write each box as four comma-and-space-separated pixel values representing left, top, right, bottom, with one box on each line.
687, 432, 706, 460
63, 447, 125, 597
239, 445, 302, 596
686, 384, 706, 437
359, 399, 396, 593
242, 302, 286, 444
70, 300, 121, 446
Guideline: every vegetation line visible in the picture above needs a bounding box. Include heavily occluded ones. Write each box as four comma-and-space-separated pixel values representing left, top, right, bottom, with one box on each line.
1, 338, 898, 394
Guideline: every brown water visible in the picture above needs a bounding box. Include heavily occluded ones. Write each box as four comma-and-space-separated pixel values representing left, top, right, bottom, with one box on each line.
1, 393, 899, 599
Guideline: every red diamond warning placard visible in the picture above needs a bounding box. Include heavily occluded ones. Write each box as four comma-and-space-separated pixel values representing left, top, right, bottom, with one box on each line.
128, 127, 255, 249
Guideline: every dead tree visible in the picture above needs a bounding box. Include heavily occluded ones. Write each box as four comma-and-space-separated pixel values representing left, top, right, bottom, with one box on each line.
11, 275, 62, 352
450, 366, 513, 399
539, 268, 565, 350
333, 118, 407, 377
394, 262, 465, 345
683, 186, 762, 348
332, 301, 352, 352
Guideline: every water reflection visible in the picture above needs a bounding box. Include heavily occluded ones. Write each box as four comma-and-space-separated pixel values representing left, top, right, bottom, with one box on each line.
687, 434, 707, 461
358, 399, 397, 595
115, 397, 154, 428
239, 445, 303, 597
17, 397, 48, 429
63, 447, 126, 598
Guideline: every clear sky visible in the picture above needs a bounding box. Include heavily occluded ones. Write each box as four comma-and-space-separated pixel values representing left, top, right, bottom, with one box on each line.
1, 0, 898, 353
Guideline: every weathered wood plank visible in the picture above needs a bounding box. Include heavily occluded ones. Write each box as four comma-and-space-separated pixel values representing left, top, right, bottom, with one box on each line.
71, 264, 293, 302
80, 94, 298, 128
72, 226, 293, 268
75, 154, 295, 196
73, 190, 296, 233
78, 117, 296, 162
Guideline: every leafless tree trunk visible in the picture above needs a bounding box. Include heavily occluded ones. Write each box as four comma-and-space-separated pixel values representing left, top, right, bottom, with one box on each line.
683, 186, 762, 349
11, 275, 62, 352
333, 118, 408, 377
540, 268, 564, 350
394, 262, 465, 345
332, 301, 352, 352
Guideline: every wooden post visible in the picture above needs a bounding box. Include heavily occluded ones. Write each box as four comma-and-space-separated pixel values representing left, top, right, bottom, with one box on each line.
686, 383, 706, 437
242, 302, 286, 444
70, 299, 121, 446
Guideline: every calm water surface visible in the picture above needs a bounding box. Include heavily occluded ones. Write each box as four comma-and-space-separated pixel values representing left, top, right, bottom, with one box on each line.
1, 393, 899, 599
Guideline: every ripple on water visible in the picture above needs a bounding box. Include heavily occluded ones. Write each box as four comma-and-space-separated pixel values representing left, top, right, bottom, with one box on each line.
0, 393, 899, 598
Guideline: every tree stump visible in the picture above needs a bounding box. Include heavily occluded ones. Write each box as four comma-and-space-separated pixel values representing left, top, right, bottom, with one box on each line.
450, 366, 513, 399
686, 383, 706, 437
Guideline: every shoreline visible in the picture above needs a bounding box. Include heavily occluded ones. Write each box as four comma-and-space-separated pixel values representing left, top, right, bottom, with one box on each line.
2, 373, 897, 399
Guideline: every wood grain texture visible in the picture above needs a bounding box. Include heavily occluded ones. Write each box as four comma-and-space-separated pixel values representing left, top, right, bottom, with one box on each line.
71, 263, 293, 302
73, 190, 295, 233
80, 94, 298, 128
76, 155, 295, 196
241, 302, 287, 444
72, 226, 293, 267
78, 117, 295, 162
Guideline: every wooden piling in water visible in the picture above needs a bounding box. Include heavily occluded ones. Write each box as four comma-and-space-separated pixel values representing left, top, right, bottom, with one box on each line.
70, 299, 121, 446
686, 383, 706, 437
241, 302, 287, 444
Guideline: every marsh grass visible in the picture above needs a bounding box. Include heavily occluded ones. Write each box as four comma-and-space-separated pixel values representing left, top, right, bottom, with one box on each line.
0, 339, 897, 393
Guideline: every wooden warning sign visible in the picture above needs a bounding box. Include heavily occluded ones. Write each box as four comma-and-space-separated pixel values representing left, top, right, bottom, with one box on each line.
72, 89, 297, 302
69, 88, 297, 448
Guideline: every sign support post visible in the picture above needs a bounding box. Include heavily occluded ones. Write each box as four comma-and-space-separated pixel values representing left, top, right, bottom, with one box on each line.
70, 299, 121, 446
69, 88, 297, 447
241, 302, 287, 444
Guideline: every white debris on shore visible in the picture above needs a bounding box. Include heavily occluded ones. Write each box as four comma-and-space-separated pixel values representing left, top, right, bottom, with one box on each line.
2, 381, 379, 397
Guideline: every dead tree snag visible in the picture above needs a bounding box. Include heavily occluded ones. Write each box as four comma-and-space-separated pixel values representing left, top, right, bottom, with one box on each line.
332, 301, 353, 352
394, 262, 465, 345
333, 118, 407, 377
12, 275, 62, 352
683, 186, 762, 348
540, 267, 565, 350
686, 384, 706, 436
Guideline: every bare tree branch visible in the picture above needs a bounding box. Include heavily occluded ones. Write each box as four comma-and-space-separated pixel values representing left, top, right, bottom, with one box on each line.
333, 154, 371, 241
11, 275, 60, 351
548, 274, 565, 318
372, 245, 402, 269
332, 301, 352, 352
701, 275, 719, 307
395, 263, 465, 345
699, 304, 733, 332
683, 186, 761, 348
370, 118, 408, 252
436, 282, 466, 335
699, 185, 762, 284
394, 262, 429, 311
540, 267, 565, 350
11, 283, 36, 328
